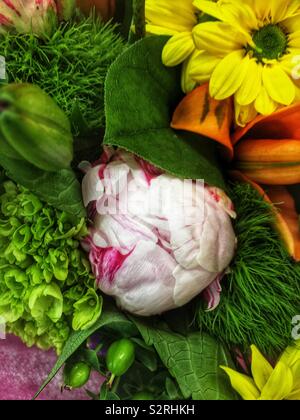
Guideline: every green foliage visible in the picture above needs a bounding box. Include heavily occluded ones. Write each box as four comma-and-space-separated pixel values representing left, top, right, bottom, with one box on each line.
199, 182, 300, 357
0, 13, 125, 134
0, 156, 85, 218
104, 35, 225, 188
0, 180, 101, 353
33, 302, 138, 399
132, 318, 238, 400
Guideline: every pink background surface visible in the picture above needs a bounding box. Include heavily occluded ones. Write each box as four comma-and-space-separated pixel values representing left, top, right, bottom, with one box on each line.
0, 335, 103, 400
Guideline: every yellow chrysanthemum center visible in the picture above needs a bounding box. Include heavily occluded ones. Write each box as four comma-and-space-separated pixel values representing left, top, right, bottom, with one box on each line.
251, 24, 288, 61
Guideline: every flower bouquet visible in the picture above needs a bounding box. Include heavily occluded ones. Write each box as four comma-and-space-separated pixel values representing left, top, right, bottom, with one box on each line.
0, 0, 300, 401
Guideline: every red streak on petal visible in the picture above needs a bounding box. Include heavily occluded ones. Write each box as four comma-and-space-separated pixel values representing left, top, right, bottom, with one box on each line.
87, 239, 132, 285
3, 0, 21, 16
0, 13, 12, 24
135, 156, 163, 185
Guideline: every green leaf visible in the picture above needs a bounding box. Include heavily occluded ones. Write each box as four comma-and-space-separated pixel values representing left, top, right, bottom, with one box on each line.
0, 155, 85, 219
81, 349, 101, 372
132, 319, 238, 400
33, 303, 135, 399
132, 338, 158, 372
104, 36, 225, 188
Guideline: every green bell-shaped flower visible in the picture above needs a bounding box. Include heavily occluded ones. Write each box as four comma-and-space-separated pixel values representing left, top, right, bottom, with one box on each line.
28, 283, 63, 324
72, 288, 102, 331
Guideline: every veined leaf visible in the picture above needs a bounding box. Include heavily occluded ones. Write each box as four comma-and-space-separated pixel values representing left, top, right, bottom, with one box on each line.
132, 318, 238, 400
104, 36, 225, 189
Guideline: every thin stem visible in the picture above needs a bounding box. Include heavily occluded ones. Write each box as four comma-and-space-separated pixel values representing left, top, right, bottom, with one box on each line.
129, 0, 146, 42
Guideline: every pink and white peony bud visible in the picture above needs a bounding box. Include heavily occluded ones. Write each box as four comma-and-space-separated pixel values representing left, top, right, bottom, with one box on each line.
0, 0, 75, 37
82, 149, 237, 316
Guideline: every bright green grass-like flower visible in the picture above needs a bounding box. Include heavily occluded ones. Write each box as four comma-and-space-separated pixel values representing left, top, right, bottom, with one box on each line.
0, 180, 102, 353
0, 13, 124, 134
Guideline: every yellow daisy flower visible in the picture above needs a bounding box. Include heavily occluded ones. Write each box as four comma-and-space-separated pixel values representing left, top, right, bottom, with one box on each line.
221, 342, 300, 400
191, 0, 300, 125
145, 0, 199, 91
146, 0, 300, 125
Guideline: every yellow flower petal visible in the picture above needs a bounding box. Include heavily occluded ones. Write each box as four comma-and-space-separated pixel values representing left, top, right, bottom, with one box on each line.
279, 341, 300, 367
250, 345, 273, 391
236, 60, 262, 105
234, 100, 258, 127
145, 24, 178, 36
254, 86, 278, 115
210, 50, 249, 100
270, 0, 290, 23
249, 0, 271, 21
286, 389, 300, 400
283, 14, 300, 33
262, 65, 296, 105
189, 51, 221, 84
193, 22, 247, 56
260, 362, 294, 400
194, 0, 257, 34
146, 0, 196, 33
291, 359, 300, 389
181, 50, 200, 93
162, 32, 195, 67
220, 366, 260, 400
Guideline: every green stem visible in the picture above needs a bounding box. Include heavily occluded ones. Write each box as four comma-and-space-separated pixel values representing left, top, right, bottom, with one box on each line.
129, 0, 146, 42
111, 376, 121, 394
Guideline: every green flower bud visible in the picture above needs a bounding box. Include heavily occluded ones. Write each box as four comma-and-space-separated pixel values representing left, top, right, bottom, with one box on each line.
26, 264, 44, 286
3, 181, 18, 197
0, 291, 24, 322
54, 213, 85, 240
72, 288, 102, 331
4, 268, 28, 297
48, 248, 69, 281
64, 362, 91, 389
32, 208, 55, 241
18, 191, 43, 217
4, 242, 31, 266
0, 83, 73, 171
0, 217, 20, 237
28, 283, 63, 323
0, 193, 19, 216
12, 224, 32, 250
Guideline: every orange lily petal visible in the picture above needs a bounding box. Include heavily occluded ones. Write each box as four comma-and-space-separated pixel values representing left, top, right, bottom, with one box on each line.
234, 139, 300, 185
171, 84, 234, 160
230, 171, 300, 261
233, 102, 300, 145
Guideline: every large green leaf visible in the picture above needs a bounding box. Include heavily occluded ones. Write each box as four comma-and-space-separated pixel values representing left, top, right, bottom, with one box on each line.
132, 318, 238, 400
33, 304, 136, 399
0, 155, 85, 219
104, 36, 225, 189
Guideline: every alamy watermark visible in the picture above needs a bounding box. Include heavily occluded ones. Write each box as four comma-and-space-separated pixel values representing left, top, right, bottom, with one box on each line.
292, 316, 300, 340
0, 56, 5, 80
0, 316, 6, 340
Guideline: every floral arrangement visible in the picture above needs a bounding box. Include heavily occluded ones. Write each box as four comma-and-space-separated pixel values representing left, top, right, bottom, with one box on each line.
0, 0, 300, 401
